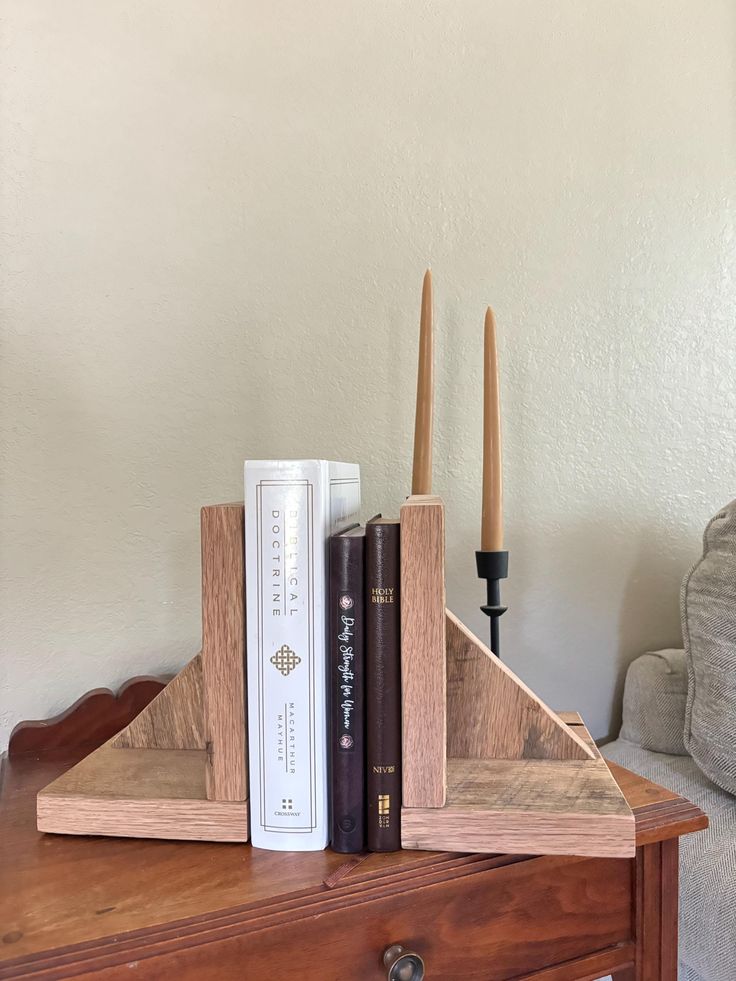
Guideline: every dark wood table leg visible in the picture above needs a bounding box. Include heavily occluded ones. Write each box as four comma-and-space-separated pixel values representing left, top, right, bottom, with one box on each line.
634, 839, 679, 980
611, 966, 635, 981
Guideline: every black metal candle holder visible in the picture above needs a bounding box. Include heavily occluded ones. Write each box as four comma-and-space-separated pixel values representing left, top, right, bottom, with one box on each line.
476, 550, 508, 659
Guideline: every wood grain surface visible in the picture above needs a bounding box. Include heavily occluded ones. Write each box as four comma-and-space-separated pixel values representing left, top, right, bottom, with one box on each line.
402, 747, 635, 858
41, 745, 209, 801
67, 854, 628, 981
111, 657, 203, 750
515, 946, 635, 981
37, 744, 248, 842
446, 611, 594, 761
630, 836, 680, 980
0, 735, 706, 980
200, 503, 247, 802
400, 494, 446, 808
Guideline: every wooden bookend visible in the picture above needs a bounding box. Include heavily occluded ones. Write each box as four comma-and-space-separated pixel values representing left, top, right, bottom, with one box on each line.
400, 495, 446, 808
36, 504, 249, 842
399, 495, 635, 858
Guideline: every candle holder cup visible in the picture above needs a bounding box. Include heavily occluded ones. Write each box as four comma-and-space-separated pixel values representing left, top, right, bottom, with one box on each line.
475, 549, 508, 659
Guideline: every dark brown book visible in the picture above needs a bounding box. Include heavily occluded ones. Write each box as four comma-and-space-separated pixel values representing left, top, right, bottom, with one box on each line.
365, 518, 401, 851
329, 526, 366, 853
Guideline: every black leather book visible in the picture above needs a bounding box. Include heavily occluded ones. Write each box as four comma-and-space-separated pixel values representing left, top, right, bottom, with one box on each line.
365, 518, 401, 852
329, 525, 366, 853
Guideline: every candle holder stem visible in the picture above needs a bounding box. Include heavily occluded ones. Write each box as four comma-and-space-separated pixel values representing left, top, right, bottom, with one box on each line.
476, 550, 508, 659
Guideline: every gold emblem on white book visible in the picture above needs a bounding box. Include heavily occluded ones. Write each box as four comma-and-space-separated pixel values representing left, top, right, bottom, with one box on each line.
271, 644, 301, 677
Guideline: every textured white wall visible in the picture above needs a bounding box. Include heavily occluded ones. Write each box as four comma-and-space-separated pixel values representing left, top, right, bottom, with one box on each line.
1, 1, 734, 748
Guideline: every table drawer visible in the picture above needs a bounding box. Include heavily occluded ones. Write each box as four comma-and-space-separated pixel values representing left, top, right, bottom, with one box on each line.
64, 854, 633, 980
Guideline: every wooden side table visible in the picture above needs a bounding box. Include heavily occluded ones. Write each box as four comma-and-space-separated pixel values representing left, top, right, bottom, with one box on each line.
0, 684, 707, 981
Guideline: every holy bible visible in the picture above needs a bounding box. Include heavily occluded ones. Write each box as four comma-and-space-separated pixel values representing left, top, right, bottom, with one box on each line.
365, 517, 402, 851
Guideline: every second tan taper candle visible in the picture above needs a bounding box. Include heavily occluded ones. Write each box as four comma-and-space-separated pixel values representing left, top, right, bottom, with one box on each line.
411, 269, 434, 495
481, 306, 503, 550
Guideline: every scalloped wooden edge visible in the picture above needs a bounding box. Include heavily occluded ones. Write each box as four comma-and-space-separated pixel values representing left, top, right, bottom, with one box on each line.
9, 677, 167, 757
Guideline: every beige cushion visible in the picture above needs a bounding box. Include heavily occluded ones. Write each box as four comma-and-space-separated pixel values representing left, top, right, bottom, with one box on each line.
619, 649, 688, 755
682, 500, 736, 796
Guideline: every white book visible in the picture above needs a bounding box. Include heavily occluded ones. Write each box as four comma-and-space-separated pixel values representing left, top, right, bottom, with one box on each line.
244, 460, 361, 850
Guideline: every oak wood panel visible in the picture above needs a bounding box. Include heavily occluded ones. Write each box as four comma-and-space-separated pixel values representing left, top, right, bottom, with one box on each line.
9, 678, 166, 756
41, 746, 209, 801
555, 710, 584, 725
446, 612, 593, 761
0, 855, 633, 980
400, 495, 446, 807
402, 753, 635, 858
36, 794, 247, 843
36, 745, 248, 842
444, 756, 628, 818
111, 657, 203, 750
200, 503, 247, 802
563, 717, 603, 757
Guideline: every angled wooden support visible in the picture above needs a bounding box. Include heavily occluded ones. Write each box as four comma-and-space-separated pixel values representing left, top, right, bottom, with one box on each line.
111, 654, 204, 751
37, 504, 249, 843
399, 495, 635, 858
445, 611, 593, 761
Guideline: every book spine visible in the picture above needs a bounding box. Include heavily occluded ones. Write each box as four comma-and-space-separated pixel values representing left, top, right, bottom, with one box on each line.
329, 534, 365, 853
245, 461, 360, 851
244, 462, 327, 851
365, 522, 402, 851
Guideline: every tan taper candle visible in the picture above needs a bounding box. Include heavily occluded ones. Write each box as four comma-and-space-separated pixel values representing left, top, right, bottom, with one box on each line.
411, 269, 434, 495
481, 306, 503, 550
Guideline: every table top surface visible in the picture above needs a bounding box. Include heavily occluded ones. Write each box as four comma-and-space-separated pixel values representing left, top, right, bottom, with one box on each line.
0, 740, 707, 972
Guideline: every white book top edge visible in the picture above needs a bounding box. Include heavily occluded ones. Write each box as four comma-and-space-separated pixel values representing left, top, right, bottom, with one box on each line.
244, 459, 359, 469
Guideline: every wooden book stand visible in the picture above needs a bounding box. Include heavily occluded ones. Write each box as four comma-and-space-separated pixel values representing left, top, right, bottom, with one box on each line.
37, 495, 633, 858
37, 504, 249, 842
400, 495, 635, 858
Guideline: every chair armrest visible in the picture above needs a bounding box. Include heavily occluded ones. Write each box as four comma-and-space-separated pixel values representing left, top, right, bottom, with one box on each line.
619, 649, 688, 755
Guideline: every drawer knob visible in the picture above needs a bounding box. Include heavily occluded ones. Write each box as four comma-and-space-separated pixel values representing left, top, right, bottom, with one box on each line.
383, 943, 425, 981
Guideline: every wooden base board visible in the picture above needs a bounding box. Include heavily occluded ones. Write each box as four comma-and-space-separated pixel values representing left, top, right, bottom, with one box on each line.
401, 721, 635, 858
37, 743, 248, 842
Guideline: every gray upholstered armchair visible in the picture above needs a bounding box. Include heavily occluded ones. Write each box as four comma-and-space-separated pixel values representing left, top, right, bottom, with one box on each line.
604, 501, 736, 981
